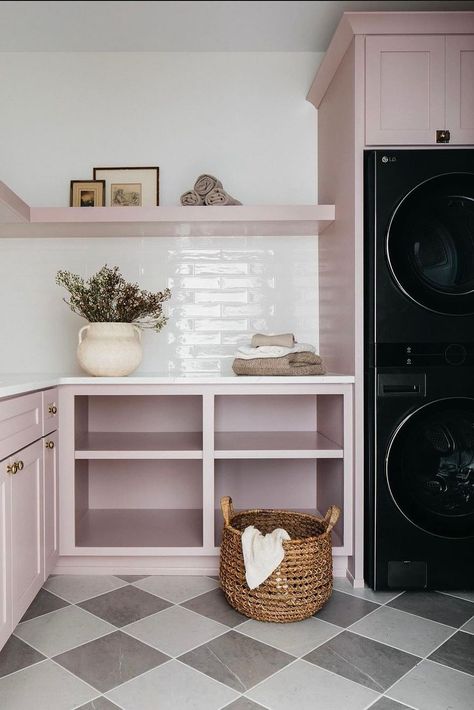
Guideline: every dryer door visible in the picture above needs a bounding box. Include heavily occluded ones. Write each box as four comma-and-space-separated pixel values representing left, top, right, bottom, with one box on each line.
386, 173, 474, 315
386, 398, 474, 538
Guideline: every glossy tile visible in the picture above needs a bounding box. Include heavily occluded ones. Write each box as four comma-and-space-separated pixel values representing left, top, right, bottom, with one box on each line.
20, 588, 70, 622
182, 588, 247, 627
78, 585, 171, 627
0, 635, 45, 679
14, 605, 115, 657
106, 660, 239, 710
388, 591, 474, 628
238, 616, 342, 657
0, 660, 97, 710
428, 631, 474, 676
124, 605, 228, 657
178, 630, 294, 692
133, 574, 219, 603
54, 631, 169, 693
350, 607, 455, 657
43, 575, 127, 603
304, 630, 420, 692
246, 659, 378, 710
314, 589, 380, 627
387, 660, 474, 710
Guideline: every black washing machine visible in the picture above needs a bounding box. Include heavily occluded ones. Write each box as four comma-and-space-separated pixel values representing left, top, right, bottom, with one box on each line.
365, 150, 474, 590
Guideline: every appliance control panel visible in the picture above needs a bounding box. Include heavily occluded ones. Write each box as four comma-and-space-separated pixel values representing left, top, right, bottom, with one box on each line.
376, 343, 474, 367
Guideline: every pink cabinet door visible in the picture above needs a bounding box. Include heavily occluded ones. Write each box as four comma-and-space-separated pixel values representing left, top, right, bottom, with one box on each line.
0, 461, 12, 650
366, 35, 446, 145
44, 430, 58, 578
10, 439, 44, 622
0, 392, 42, 462
446, 35, 474, 144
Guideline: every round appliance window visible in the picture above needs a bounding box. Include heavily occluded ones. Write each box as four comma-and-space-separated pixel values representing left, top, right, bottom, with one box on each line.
386, 398, 474, 538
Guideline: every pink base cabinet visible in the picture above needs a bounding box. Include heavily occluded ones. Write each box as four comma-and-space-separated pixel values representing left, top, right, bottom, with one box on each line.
57, 381, 354, 579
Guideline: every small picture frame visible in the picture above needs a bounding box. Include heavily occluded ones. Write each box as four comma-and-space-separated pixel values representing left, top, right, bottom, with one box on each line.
70, 180, 105, 207
93, 166, 160, 207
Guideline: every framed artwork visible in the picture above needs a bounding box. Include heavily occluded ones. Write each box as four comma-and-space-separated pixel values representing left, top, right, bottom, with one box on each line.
70, 180, 105, 207
92, 166, 160, 206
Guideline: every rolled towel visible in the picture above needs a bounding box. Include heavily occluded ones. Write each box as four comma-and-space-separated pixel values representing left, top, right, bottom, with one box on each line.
242, 524, 290, 589
194, 174, 222, 197
236, 343, 318, 360
180, 189, 204, 206
251, 333, 295, 348
232, 352, 326, 376
205, 187, 242, 206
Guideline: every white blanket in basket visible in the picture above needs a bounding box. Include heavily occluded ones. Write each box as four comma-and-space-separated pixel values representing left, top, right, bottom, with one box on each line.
241, 525, 290, 589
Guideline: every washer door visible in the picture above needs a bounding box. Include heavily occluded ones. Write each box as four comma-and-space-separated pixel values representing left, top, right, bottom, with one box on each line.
386, 173, 474, 315
386, 398, 474, 538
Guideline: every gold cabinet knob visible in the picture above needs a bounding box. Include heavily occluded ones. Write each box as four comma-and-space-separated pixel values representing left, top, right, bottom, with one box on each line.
7, 463, 18, 475
45, 440, 55, 449
16, 461, 24, 471
48, 405, 58, 415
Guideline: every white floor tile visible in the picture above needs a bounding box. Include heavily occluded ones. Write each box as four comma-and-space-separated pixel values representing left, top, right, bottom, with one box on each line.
387, 660, 474, 710
238, 616, 342, 657
43, 575, 127, 603
133, 575, 219, 603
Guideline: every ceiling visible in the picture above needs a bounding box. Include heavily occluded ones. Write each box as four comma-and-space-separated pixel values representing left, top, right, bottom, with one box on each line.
1, 0, 473, 52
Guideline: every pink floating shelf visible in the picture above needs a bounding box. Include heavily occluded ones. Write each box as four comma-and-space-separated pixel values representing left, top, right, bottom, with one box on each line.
75, 431, 203, 459
214, 431, 343, 458
0, 181, 335, 237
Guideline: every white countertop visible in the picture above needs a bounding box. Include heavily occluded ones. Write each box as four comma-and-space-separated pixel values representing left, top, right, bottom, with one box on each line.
0, 372, 355, 399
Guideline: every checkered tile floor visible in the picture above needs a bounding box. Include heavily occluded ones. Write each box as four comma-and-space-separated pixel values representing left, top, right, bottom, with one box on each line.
1, 575, 473, 710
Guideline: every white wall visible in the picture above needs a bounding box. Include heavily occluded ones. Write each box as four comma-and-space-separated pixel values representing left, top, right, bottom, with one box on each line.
0, 51, 322, 374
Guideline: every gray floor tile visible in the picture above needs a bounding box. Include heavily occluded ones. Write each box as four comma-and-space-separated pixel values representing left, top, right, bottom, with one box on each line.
43, 575, 127, 603
441, 591, 474, 603
54, 630, 169, 693
134, 574, 219, 603
124, 605, 228, 656
20, 588, 70, 622
314, 589, 380, 627
106, 659, 239, 709
0, 659, 97, 709
78, 584, 172, 627
387, 659, 474, 710
0, 635, 45, 679
14, 605, 116, 657
461, 616, 474, 634
179, 629, 294, 692
333, 578, 402, 604
388, 591, 474, 628
238, 616, 342, 657
428, 631, 474, 676
350, 606, 455, 656
369, 699, 412, 710
303, 630, 420, 692
223, 699, 267, 710
76, 699, 121, 710
247, 659, 378, 710
114, 575, 150, 582
182, 588, 247, 627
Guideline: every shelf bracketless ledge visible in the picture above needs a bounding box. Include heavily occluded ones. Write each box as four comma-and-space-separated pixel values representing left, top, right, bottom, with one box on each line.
75, 431, 203, 459
214, 431, 343, 458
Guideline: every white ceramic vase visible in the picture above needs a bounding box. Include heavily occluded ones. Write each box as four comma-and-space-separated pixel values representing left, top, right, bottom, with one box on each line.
77, 322, 143, 376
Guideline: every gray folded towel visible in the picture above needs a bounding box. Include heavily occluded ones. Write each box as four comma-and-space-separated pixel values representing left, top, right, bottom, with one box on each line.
232, 352, 326, 376
180, 189, 204, 206
251, 333, 295, 348
194, 174, 222, 197
205, 187, 242, 206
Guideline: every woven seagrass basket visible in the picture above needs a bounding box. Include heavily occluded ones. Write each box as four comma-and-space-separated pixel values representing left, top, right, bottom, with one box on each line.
219, 496, 340, 623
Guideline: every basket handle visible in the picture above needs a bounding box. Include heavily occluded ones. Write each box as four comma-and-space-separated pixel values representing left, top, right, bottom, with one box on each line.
220, 496, 234, 526
324, 505, 340, 533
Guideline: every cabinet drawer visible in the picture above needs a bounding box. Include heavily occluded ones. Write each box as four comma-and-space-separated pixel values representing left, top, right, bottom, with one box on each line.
0, 393, 42, 461
42, 388, 59, 435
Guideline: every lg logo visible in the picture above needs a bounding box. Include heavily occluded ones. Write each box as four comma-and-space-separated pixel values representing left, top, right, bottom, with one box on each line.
382, 156, 397, 163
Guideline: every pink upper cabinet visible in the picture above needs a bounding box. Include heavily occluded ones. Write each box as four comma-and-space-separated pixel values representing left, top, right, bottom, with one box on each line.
366, 34, 474, 146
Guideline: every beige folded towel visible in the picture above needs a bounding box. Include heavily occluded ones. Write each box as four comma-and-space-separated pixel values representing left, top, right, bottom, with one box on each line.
251, 333, 295, 348
232, 352, 326, 376
205, 187, 242, 206
194, 174, 222, 197
180, 189, 204, 206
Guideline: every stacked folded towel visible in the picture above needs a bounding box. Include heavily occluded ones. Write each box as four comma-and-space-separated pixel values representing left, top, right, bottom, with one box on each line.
232, 333, 325, 376
180, 174, 242, 206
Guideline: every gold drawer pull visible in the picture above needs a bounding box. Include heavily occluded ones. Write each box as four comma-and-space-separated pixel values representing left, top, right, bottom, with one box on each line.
45, 440, 55, 449
16, 460, 24, 471
7, 463, 18, 475
48, 405, 58, 415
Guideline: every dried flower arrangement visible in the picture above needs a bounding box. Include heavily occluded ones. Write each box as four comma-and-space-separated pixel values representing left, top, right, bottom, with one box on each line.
56, 265, 171, 332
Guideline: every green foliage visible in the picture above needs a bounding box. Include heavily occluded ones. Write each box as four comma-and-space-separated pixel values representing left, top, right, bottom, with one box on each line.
56, 265, 171, 332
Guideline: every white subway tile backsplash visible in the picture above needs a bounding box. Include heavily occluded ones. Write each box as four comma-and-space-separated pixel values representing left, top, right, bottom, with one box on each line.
0, 236, 318, 375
